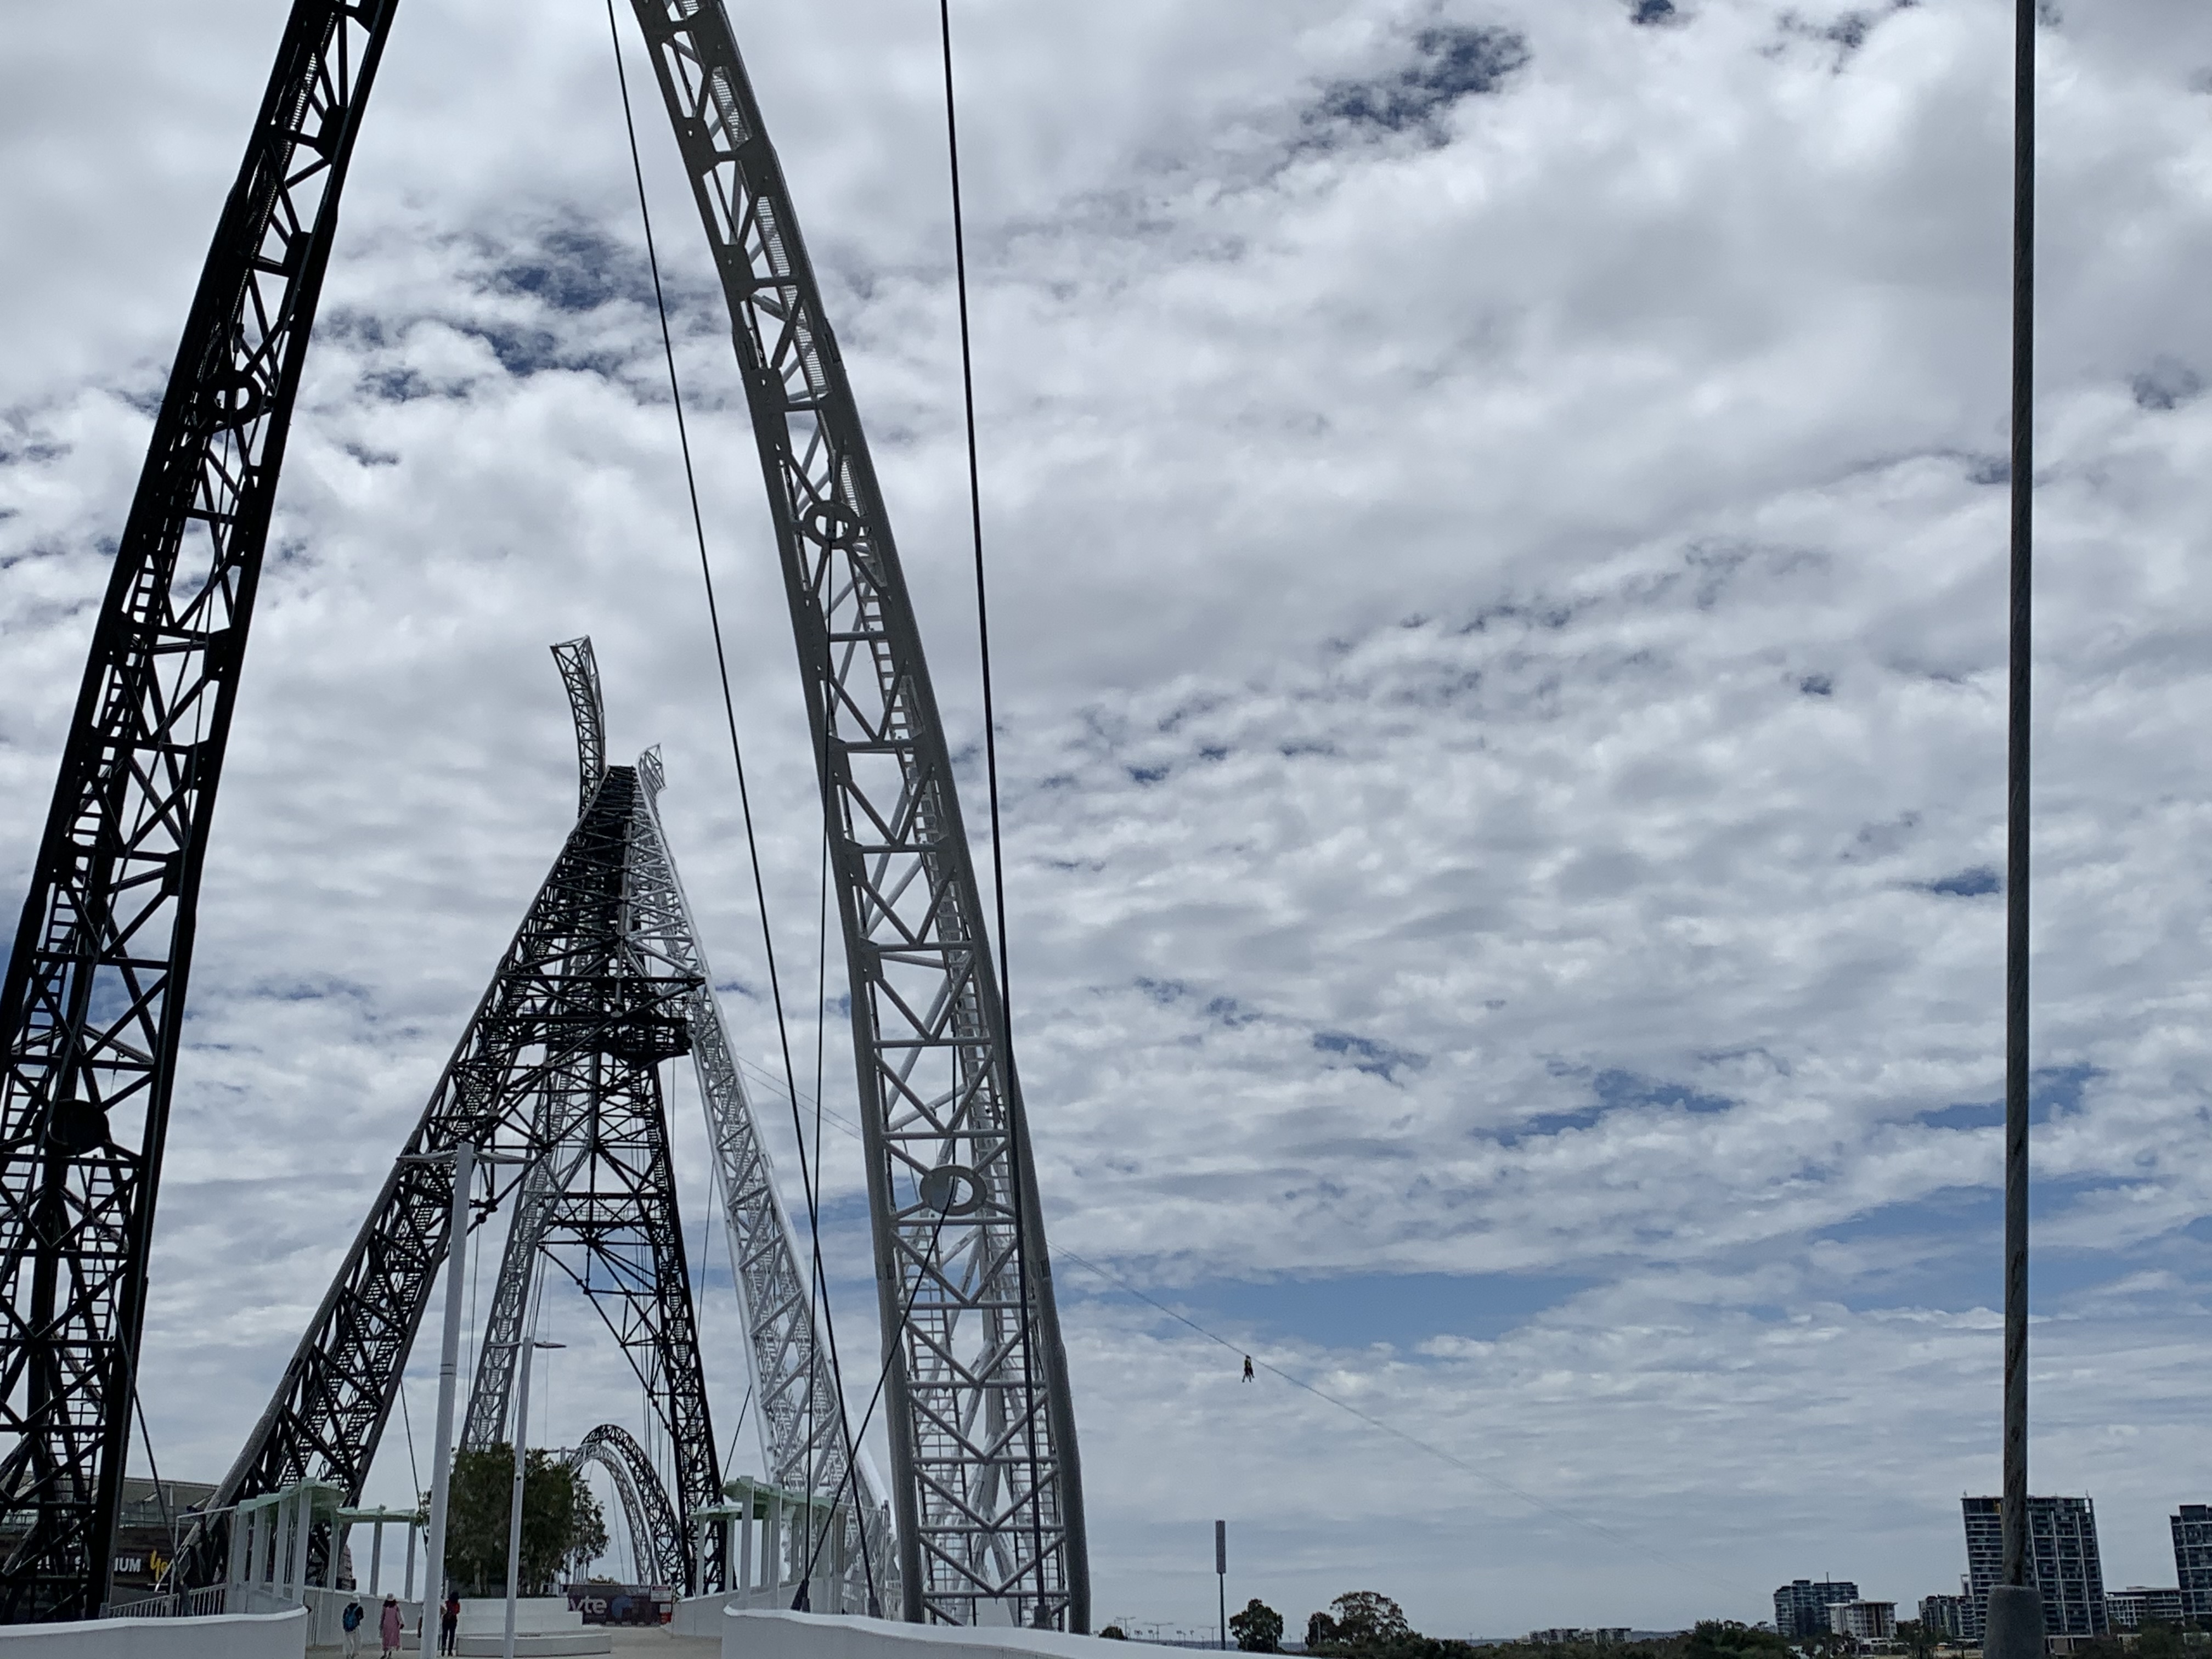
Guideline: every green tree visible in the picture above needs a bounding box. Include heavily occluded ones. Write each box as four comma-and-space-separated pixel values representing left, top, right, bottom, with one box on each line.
1330, 1593, 1413, 1646
1307, 1594, 1427, 1658
1680, 1623, 1793, 1659
1098, 1627, 1128, 1641
429, 1447, 608, 1595
1232, 1598, 1286, 1653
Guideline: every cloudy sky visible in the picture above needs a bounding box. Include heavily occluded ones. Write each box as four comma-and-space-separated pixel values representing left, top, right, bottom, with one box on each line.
7, 0, 2212, 1637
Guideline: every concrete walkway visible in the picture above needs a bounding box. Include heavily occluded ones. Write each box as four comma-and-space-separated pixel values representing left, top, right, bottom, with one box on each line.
312, 1633, 719, 1659
607, 1633, 720, 1657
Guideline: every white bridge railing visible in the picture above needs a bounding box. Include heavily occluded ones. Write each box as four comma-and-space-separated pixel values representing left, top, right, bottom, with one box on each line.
98, 1584, 231, 1619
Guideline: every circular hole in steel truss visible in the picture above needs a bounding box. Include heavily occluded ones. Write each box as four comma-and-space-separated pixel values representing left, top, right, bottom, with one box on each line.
918, 1163, 984, 1216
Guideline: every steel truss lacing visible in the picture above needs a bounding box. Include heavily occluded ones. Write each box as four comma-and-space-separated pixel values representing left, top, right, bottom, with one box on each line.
598, 0, 871, 1599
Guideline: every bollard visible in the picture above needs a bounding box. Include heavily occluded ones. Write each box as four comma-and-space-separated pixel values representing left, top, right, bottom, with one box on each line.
1984, 1585, 2044, 1659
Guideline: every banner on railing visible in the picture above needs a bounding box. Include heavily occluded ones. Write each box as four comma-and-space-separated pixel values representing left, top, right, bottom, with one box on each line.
567, 1583, 673, 1626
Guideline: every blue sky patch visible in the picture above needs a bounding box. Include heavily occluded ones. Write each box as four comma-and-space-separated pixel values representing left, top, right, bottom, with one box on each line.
1922, 865, 2000, 898
1316, 26, 1531, 136
1313, 1029, 1425, 1082
1592, 1068, 1732, 1115
1132, 1269, 1599, 1352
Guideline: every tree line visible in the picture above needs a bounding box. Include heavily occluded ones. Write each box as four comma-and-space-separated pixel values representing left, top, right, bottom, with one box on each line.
1101, 1591, 1825, 1659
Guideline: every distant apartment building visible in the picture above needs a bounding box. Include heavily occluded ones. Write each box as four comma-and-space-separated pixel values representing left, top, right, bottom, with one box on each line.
2107, 1588, 2186, 1630
1962, 1496, 2108, 1639
1775, 1582, 1861, 1639
1829, 1603, 1897, 1642
2174, 1505, 2212, 1621
1918, 1594, 1968, 1640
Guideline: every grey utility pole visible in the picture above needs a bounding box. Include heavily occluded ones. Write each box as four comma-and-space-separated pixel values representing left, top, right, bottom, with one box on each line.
1216, 1522, 1227, 1651
1985, 3, 2042, 1659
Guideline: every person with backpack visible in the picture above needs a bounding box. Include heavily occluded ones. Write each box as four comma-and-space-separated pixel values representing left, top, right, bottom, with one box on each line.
341, 1596, 364, 1657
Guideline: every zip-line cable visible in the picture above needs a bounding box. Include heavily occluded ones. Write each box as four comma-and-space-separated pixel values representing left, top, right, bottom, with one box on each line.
740, 1062, 1757, 1602
614, 0, 1735, 1613
600, 0, 868, 1567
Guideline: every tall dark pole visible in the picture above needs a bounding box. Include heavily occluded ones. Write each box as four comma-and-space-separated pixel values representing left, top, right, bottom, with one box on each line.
1997, 0, 2038, 1638
1215, 1521, 1227, 1651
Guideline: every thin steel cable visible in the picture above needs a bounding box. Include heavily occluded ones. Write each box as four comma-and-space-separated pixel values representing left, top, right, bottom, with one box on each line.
399, 1374, 422, 1503
600, 0, 868, 1558
804, 832, 830, 1521
766, 1068, 1759, 1602
129, 1389, 177, 1596
935, 0, 1052, 1615
794, 1206, 955, 1595
723, 1383, 754, 1477
2000, 0, 2036, 1594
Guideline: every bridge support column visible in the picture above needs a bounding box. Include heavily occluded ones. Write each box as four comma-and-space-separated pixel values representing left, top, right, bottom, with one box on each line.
257, 1504, 276, 1591
286, 1487, 311, 1599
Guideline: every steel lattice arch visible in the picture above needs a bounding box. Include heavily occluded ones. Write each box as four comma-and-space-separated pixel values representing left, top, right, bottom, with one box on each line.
0, 0, 1086, 1628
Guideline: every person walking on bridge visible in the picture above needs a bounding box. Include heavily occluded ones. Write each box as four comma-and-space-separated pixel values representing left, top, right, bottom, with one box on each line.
440, 1590, 461, 1655
379, 1593, 404, 1656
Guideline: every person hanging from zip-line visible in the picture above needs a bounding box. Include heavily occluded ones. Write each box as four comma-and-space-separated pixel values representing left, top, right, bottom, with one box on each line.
1242, 1355, 1254, 1383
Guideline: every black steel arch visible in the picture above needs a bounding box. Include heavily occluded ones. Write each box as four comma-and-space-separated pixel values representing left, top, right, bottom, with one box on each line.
192, 761, 721, 1594
0, 0, 398, 1622
626, 0, 1089, 1625
566, 1423, 683, 1592
0, 0, 1088, 1624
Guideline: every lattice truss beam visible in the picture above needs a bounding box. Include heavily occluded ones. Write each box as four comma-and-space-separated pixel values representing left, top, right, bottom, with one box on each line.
0, 0, 397, 1621
469, 641, 894, 1609
564, 1423, 684, 1591
201, 755, 721, 1591
628, 0, 1088, 1627
0, 0, 1088, 1624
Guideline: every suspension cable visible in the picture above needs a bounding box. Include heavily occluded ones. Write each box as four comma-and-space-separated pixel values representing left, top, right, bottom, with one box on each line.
600, 0, 869, 1560
398, 1372, 422, 1504
129, 1386, 176, 1598
936, 0, 1053, 1613
793, 1205, 955, 1594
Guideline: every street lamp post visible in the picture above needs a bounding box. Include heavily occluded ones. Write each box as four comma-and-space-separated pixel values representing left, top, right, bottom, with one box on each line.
400, 1141, 527, 1659
405, 1140, 474, 1659
503, 1339, 564, 1659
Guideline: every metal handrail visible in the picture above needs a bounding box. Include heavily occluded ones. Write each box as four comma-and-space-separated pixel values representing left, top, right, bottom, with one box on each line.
100, 1584, 233, 1620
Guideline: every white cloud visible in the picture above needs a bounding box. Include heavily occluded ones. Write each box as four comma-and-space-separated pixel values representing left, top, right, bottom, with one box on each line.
5, 0, 2212, 1635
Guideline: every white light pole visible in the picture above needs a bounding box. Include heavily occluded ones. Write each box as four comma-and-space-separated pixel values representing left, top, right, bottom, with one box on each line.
407, 1140, 475, 1659
403, 1141, 526, 1659
503, 1338, 563, 1659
